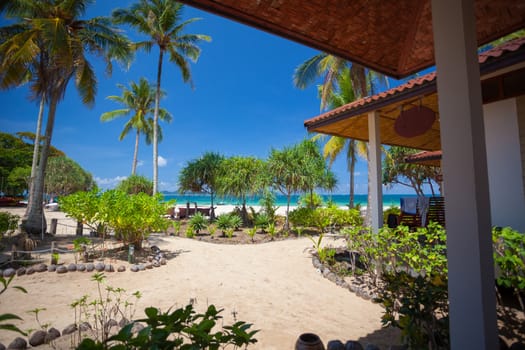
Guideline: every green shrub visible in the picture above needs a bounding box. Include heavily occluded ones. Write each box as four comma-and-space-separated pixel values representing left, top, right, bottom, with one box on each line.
98, 190, 170, 250
289, 207, 314, 227
230, 213, 242, 230
189, 212, 207, 234
77, 303, 258, 349
259, 190, 277, 222
254, 213, 270, 231
215, 213, 242, 236
493, 226, 525, 310
299, 192, 323, 208
0, 212, 19, 240
115, 174, 153, 195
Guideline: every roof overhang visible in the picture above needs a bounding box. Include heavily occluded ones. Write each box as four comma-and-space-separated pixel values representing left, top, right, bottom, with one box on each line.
178, 0, 525, 79
304, 37, 525, 151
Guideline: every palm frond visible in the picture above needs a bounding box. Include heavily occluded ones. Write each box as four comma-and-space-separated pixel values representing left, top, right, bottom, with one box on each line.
293, 53, 326, 89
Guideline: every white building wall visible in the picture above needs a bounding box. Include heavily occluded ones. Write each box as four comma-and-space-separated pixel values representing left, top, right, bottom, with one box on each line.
484, 97, 525, 231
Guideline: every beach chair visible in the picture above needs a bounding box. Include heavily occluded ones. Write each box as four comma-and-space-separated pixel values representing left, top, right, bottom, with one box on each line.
426, 196, 446, 227
399, 197, 422, 228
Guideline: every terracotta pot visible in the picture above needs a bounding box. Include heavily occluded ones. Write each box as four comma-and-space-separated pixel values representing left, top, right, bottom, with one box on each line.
295, 333, 325, 350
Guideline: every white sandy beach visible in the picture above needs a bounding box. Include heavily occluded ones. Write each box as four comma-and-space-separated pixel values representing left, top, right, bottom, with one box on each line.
0, 207, 399, 349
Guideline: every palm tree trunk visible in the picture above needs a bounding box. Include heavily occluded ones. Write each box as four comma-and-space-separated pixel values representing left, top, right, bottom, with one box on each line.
132, 129, 139, 175
26, 94, 45, 211
349, 154, 356, 209
153, 50, 164, 194
23, 95, 58, 236
31, 94, 45, 182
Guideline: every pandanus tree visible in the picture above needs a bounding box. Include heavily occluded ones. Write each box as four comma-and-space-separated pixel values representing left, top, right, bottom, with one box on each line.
0, 0, 131, 234
178, 152, 224, 219
113, 0, 211, 194
217, 156, 266, 225
101, 78, 172, 175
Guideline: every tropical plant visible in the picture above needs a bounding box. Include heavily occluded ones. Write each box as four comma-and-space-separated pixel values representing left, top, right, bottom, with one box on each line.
45, 156, 94, 197
0, 0, 131, 235
115, 174, 153, 195
253, 213, 270, 232
294, 55, 385, 208
70, 273, 142, 344
113, 0, 211, 194
171, 220, 181, 236
0, 275, 27, 336
217, 156, 266, 224
492, 226, 525, 310
77, 303, 258, 349
267, 139, 334, 230
259, 190, 278, 223
189, 212, 207, 234
247, 226, 257, 242
98, 190, 170, 250
59, 188, 106, 235
0, 212, 20, 240
266, 223, 277, 240
215, 214, 234, 237
101, 78, 172, 175
6, 166, 31, 196
382, 146, 442, 196
299, 192, 323, 209
178, 152, 224, 219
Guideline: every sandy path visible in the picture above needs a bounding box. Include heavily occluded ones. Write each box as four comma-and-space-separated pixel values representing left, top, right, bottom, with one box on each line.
0, 209, 399, 349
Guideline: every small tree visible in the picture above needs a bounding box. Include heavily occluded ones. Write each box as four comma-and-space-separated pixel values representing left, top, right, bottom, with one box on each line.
217, 156, 265, 225
382, 146, 441, 196
100, 190, 169, 250
116, 175, 153, 195
178, 152, 224, 219
45, 156, 94, 198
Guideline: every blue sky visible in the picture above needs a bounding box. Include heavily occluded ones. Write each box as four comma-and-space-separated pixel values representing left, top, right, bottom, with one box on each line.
0, 1, 410, 195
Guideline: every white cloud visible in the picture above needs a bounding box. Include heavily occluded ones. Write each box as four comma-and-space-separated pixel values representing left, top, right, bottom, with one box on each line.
158, 156, 167, 167
95, 176, 127, 189
137, 160, 144, 167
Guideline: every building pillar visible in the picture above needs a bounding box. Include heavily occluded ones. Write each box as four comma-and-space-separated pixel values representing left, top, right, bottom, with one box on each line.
431, 0, 497, 348
368, 111, 383, 232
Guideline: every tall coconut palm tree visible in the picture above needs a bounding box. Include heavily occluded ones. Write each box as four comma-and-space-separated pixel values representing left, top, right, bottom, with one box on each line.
113, 0, 211, 194
294, 54, 386, 208
101, 77, 172, 175
0, 0, 131, 234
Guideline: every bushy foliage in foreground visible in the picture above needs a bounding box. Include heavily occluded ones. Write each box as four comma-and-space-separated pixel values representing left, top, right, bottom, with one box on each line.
77, 304, 258, 349
343, 223, 449, 349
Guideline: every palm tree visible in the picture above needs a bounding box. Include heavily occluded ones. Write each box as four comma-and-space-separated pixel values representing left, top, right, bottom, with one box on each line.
0, 0, 131, 234
294, 55, 385, 208
101, 78, 172, 175
113, 0, 211, 194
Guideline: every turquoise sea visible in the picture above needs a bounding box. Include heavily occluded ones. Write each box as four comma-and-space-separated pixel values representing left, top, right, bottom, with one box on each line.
161, 193, 418, 208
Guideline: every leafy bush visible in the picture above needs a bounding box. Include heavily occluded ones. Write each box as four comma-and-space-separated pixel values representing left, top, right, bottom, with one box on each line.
98, 190, 170, 250
116, 174, 153, 195
343, 223, 449, 349
299, 192, 323, 208
215, 213, 242, 236
60, 189, 106, 235
493, 226, 525, 310
0, 275, 27, 336
289, 207, 314, 227
188, 212, 207, 234
77, 303, 258, 349
290, 205, 362, 232
253, 213, 270, 231
0, 212, 19, 240
230, 213, 242, 230
259, 190, 277, 222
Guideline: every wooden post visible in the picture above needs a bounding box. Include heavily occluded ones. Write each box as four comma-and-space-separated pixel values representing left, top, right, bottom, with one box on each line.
50, 218, 57, 235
